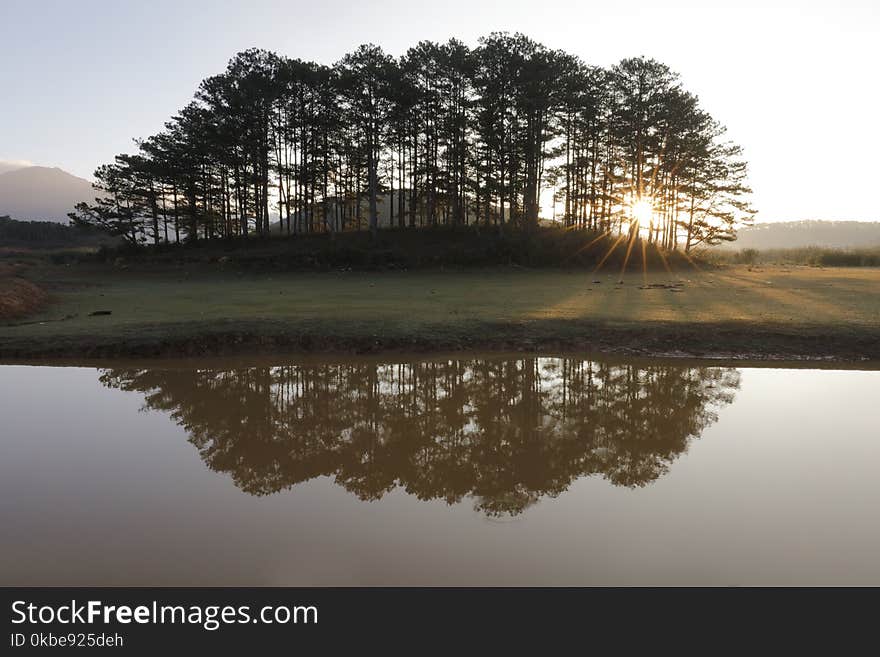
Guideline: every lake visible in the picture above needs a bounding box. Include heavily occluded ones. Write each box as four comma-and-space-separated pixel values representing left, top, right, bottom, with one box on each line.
1, 355, 878, 585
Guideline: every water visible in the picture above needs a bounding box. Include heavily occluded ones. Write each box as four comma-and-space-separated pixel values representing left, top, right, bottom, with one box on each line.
1, 356, 878, 585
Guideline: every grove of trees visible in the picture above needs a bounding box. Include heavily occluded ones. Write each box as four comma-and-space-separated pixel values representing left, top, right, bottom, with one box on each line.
72, 33, 754, 253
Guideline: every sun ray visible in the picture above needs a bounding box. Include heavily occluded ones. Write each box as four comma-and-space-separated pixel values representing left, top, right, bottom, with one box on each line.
679, 248, 703, 272
619, 229, 640, 279
652, 242, 673, 275
562, 230, 613, 265
593, 233, 628, 273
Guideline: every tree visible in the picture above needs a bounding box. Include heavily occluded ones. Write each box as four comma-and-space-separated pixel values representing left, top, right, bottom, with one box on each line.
337, 45, 394, 239
71, 35, 755, 252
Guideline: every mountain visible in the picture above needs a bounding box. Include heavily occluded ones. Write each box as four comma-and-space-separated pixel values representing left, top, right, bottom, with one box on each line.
727, 220, 880, 250
0, 159, 33, 175
0, 166, 96, 223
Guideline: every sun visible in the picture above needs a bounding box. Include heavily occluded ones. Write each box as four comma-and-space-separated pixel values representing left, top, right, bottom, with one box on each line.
630, 198, 653, 225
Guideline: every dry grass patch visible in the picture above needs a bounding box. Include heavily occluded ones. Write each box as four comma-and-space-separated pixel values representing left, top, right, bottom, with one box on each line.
0, 265, 48, 320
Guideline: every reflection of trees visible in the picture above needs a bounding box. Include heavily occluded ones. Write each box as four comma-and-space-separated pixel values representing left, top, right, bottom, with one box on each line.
99, 358, 740, 516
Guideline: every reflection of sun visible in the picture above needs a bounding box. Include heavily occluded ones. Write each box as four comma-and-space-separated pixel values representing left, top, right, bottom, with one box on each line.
631, 198, 653, 224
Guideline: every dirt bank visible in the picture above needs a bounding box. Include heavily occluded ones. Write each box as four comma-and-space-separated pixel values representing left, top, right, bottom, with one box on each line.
0, 267, 48, 320
1, 318, 878, 365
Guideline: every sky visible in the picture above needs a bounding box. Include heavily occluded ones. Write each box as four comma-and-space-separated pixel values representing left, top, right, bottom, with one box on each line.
2, 0, 878, 222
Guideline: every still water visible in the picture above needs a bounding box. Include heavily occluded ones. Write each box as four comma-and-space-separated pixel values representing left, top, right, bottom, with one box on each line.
1, 356, 878, 585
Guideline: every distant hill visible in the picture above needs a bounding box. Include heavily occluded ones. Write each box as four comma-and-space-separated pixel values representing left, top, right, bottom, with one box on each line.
726, 220, 880, 250
0, 166, 95, 223
0, 160, 33, 175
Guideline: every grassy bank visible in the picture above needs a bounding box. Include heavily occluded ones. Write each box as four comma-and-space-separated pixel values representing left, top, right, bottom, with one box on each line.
1, 261, 878, 362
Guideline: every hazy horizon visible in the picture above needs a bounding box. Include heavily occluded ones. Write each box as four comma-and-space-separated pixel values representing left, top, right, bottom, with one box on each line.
2, 0, 878, 222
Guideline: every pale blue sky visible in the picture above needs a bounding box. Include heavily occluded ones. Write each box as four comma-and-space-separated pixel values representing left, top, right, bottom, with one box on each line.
2, 0, 878, 220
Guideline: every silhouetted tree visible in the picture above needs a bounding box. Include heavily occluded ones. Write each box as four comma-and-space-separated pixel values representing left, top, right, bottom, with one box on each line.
72, 34, 755, 250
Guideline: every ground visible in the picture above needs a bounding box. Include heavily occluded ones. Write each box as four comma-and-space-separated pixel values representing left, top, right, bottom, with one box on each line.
1, 262, 879, 362
0, 263, 47, 320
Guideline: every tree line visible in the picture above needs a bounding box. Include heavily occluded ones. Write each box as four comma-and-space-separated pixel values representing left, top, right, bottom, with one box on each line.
71, 33, 754, 253
99, 357, 740, 515
0, 215, 111, 247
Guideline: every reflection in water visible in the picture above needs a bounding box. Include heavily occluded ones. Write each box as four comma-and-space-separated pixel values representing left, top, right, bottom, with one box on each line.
99, 358, 740, 516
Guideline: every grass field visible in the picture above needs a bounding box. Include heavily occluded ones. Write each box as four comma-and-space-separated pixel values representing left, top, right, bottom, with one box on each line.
1, 262, 879, 361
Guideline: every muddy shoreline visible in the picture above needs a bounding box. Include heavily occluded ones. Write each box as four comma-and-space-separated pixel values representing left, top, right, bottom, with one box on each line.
2, 319, 878, 367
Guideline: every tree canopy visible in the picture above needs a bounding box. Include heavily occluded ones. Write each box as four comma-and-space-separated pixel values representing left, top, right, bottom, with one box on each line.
71, 34, 754, 252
